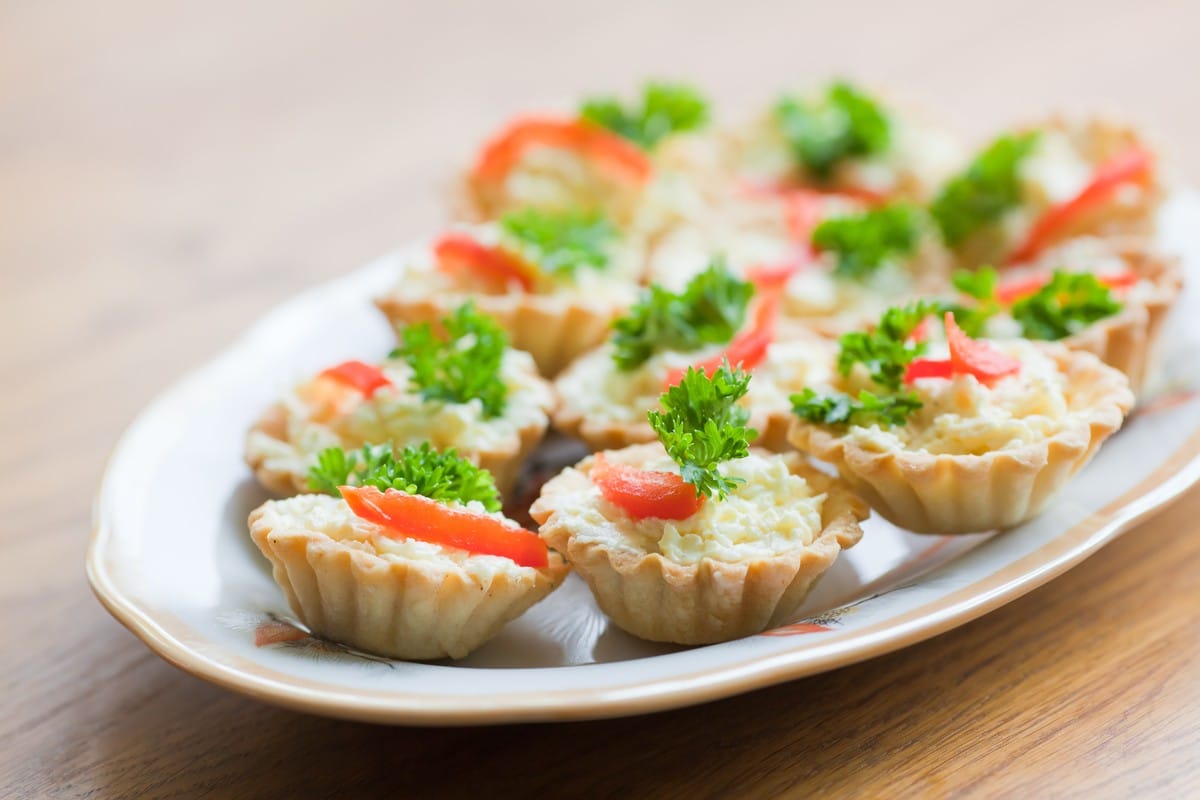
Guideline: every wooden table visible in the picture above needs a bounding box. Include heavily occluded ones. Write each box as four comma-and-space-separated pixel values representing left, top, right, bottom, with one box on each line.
5, 1, 1199, 796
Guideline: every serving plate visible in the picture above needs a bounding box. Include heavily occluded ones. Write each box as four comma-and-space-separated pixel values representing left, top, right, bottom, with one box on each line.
88, 193, 1200, 725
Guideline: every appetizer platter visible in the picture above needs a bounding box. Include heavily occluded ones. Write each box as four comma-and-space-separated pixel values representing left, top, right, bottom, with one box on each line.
89, 82, 1200, 724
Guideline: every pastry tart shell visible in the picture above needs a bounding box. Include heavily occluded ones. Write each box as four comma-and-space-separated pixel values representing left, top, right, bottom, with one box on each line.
529, 445, 868, 645
249, 504, 569, 660
788, 346, 1134, 534
1060, 242, 1181, 397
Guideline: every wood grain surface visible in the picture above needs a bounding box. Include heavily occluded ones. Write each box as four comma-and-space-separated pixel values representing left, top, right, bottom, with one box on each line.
3, 1, 1199, 797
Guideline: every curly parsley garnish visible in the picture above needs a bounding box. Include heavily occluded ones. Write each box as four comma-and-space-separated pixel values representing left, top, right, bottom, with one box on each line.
1011, 271, 1123, 340
837, 300, 946, 390
611, 260, 754, 370
790, 387, 923, 427
775, 82, 891, 181
647, 363, 756, 500
392, 303, 509, 417
581, 82, 710, 150
812, 202, 922, 280
307, 443, 502, 511
499, 207, 616, 278
931, 132, 1040, 246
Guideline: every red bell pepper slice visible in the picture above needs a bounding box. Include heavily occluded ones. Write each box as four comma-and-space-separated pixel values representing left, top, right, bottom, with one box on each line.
434, 232, 537, 292
319, 361, 393, 398
590, 454, 704, 521
663, 295, 778, 387
994, 270, 1139, 304
1007, 147, 1154, 265
903, 357, 954, 384
944, 312, 1021, 384
471, 116, 652, 186
907, 317, 931, 344
341, 485, 549, 568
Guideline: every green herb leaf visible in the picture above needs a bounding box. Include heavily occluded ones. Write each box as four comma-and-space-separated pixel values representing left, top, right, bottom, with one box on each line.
775, 82, 891, 180
308, 443, 502, 511
836, 300, 946, 390
1011, 271, 1123, 340
647, 363, 756, 500
812, 202, 922, 280
952, 266, 999, 300
931, 132, 1040, 246
947, 266, 1001, 336
580, 82, 710, 150
790, 388, 922, 427
611, 260, 753, 370
392, 302, 509, 417
499, 207, 616, 278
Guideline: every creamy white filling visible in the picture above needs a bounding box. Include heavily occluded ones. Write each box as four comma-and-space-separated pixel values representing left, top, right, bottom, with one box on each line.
249, 350, 553, 481
558, 449, 826, 564
555, 340, 834, 426
256, 494, 530, 577
841, 340, 1072, 455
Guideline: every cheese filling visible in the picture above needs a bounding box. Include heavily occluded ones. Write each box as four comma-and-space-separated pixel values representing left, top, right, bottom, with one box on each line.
555, 340, 835, 426
841, 340, 1072, 455
560, 449, 826, 564
256, 494, 529, 576
248, 350, 553, 480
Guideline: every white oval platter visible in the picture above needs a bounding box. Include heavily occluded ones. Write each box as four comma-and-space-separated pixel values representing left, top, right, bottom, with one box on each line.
88, 193, 1200, 725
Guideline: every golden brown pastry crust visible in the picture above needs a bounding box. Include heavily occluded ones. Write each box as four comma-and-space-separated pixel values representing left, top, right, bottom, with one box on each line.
249, 503, 569, 660
530, 445, 868, 645
788, 345, 1134, 534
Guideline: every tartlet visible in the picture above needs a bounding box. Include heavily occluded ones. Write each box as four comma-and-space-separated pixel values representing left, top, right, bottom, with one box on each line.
789, 338, 1134, 534
978, 237, 1181, 396
530, 443, 867, 644
724, 83, 965, 202
244, 349, 555, 498
936, 117, 1161, 267
250, 493, 568, 660
375, 223, 643, 377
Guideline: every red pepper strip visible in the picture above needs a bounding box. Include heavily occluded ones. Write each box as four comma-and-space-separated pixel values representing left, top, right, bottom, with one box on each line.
944, 312, 1021, 385
590, 453, 704, 521
471, 116, 652, 186
903, 357, 954, 384
319, 360, 393, 398
908, 317, 931, 344
1006, 147, 1155, 265
994, 269, 1140, 304
663, 294, 779, 387
781, 189, 826, 249
745, 259, 804, 289
340, 485, 549, 568
434, 233, 537, 292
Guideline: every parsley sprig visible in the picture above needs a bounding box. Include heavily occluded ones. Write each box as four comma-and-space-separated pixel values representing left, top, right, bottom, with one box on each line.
837, 300, 946, 390
392, 303, 509, 418
948, 267, 1122, 340
499, 208, 616, 278
611, 261, 753, 370
648, 363, 756, 500
812, 202, 922, 281
308, 443, 502, 512
1012, 272, 1123, 340
931, 132, 1040, 246
775, 82, 891, 180
790, 387, 922, 427
581, 82, 710, 150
